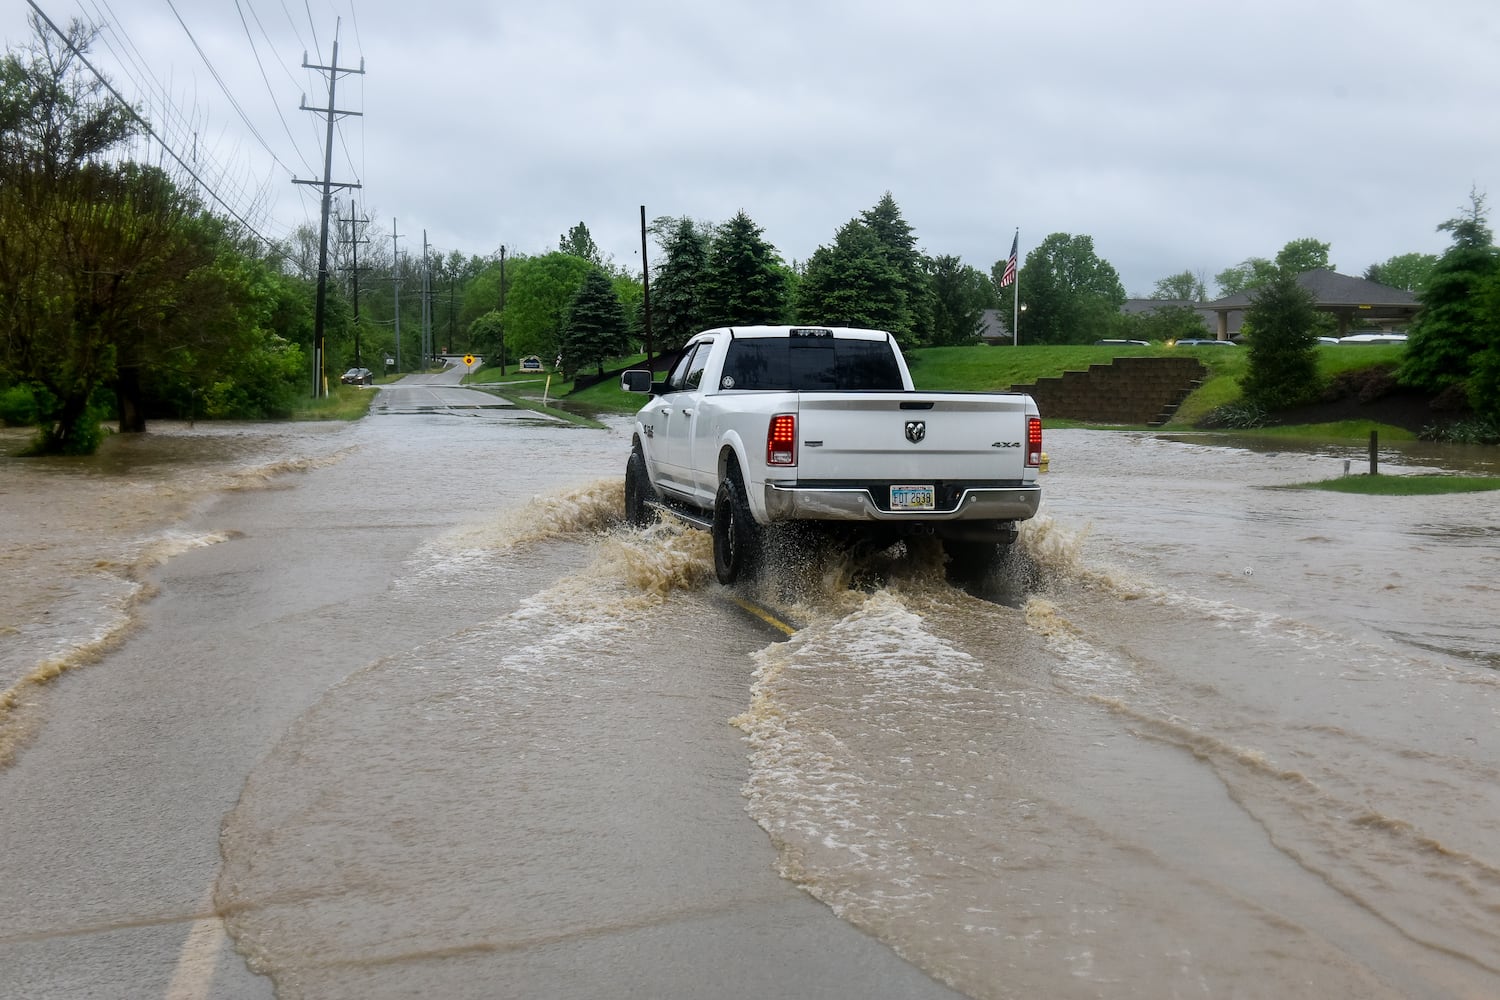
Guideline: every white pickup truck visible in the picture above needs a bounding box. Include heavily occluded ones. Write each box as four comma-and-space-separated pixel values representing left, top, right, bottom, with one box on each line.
621, 326, 1042, 584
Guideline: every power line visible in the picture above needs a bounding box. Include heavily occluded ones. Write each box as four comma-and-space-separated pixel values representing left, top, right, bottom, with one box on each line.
22, 0, 284, 253
232, 0, 318, 175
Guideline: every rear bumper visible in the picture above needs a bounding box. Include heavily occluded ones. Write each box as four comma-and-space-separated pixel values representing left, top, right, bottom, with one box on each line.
763, 482, 1041, 523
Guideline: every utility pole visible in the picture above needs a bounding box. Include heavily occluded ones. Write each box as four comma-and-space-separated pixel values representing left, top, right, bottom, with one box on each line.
498, 244, 507, 374
293, 22, 363, 397
338, 199, 370, 366
392, 220, 403, 373
640, 205, 653, 369
421, 230, 431, 366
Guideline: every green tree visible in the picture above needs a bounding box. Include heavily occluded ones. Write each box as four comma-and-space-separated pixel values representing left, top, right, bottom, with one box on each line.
927, 255, 992, 346
560, 268, 628, 376
497, 252, 595, 361
1364, 252, 1439, 294
648, 216, 712, 349
1217, 239, 1331, 299
1006, 233, 1126, 344
1151, 270, 1206, 301
1469, 270, 1500, 424
1238, 267, 1321, 410
1275, 237, 1333, 274
1214, 258, 1275, 297
0, 14, 137, 176
795, 220, 907, 333
1120, 304, 1211, 343
1, 16, 311, 450
700, 210, 789, 327
859, 192, 932, 343
1401, 190, 1500, 394
558, 222, 602, 265
468, 311, 504, 363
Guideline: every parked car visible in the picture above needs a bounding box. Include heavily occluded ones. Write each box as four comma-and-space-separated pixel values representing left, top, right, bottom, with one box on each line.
341, 367, 373, 385
1337, 333, 1408, 344
1173, 338, 1235, 347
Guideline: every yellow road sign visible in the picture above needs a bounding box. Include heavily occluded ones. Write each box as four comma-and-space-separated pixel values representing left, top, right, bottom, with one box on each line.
463, 354, 475, 366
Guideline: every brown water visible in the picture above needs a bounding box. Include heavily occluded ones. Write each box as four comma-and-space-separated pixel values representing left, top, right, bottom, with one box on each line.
2, 419, 1497, 997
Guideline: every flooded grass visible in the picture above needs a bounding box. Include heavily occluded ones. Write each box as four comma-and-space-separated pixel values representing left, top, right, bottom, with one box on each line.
1290, 474, 1500, 495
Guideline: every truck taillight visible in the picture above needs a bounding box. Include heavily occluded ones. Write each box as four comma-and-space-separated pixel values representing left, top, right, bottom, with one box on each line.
767, 413, 797, 466
1026, 416, 1043, 467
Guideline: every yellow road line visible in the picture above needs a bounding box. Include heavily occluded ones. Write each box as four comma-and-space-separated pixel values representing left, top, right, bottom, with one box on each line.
728, 595, 797, 636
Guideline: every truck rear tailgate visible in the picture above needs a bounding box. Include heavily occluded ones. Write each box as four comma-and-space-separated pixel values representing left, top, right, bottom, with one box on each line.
792, 393, 1035, 483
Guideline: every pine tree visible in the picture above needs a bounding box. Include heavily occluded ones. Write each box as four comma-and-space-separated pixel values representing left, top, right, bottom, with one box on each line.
648, 216, 711, 348
795, 220, 906, 332
1238, 267, 1321, 410
700, 211, 789, 327
559, 268, 626, 376
859, 192, 932, 344
1400, 191, 1500, 394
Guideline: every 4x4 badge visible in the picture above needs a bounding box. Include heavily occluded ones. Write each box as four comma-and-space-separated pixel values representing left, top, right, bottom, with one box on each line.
904, 420, 926, 443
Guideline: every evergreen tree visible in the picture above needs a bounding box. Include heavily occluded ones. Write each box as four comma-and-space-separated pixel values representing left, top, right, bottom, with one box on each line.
794, 220, 907, 333
559, 268, 627, 376
926, 255, 991, 346
1238, 267, 1321, 410
859, 192, 933, 343
1400, 191, 1500, 394
648, 216, 712, 349
700, 211, 789, 327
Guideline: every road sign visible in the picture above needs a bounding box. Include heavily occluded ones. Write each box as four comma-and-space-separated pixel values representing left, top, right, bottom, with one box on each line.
463, 354, 475, 366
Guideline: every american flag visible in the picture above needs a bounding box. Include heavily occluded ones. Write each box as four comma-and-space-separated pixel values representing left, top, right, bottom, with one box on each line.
1000, 232, 1018, 287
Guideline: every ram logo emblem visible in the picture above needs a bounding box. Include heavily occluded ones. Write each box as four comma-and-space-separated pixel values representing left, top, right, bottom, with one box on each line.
904, 420, 926, 444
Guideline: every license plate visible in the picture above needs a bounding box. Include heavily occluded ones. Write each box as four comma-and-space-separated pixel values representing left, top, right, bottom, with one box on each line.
890, 485, 935, 510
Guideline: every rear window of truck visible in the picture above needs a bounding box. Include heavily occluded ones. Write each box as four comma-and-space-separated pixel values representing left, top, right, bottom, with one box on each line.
719, 337, 903, 391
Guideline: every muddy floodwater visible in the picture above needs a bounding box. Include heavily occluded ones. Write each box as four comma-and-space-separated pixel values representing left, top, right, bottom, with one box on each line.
2, 411, 1498, 999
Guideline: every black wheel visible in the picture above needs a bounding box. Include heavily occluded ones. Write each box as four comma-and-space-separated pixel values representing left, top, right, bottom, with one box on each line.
712, 470, 762, 584
942, 538, 1002, 583
624, 450, 657, 527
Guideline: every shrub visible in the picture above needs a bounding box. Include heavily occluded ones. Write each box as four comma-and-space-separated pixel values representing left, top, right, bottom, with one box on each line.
1200, 402, 1269, 429
0, 385, 43, 426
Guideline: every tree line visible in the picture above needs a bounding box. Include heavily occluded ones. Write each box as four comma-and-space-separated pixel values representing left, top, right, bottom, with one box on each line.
4, 15, 1494, 454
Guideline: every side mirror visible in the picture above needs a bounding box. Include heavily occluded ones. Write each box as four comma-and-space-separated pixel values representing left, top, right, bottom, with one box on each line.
621, 369, 653, 394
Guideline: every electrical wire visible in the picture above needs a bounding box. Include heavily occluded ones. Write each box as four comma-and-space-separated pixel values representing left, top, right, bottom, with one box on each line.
233, 0, 318, 175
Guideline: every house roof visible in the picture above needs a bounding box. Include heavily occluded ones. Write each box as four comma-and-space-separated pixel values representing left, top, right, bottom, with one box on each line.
1202, 269, 1417, 310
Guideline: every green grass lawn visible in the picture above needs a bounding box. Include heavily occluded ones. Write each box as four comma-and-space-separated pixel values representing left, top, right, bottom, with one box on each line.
536, 343, 1413, 423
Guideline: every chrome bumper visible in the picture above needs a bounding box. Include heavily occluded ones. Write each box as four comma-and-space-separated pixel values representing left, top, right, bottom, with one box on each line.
763, 483, 1041, 523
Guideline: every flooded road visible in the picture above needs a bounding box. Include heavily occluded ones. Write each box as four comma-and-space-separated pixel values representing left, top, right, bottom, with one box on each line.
1, 397, 1497, 998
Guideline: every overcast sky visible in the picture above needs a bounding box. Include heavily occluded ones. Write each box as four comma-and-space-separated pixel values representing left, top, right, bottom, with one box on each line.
7, 0, 1499, 297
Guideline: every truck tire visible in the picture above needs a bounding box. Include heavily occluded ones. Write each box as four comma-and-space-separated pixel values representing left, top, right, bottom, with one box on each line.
943, 538, 1002, 583
712, 470, 761, 585
624, 450, 657, 527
